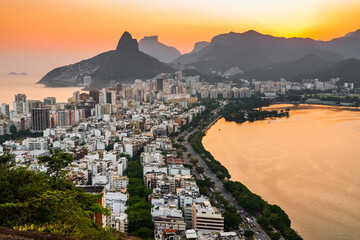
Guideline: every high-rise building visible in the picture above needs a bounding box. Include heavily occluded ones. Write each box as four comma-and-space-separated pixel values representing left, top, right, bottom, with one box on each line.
156, 78, 164, 91
124, 89, 133, 99
192, 201, 224, 231
1, 103, 9, 117
79, 93, 89, 101
90, 90, 100, 104
106, 91, 116, 105
73, 91, 80, 102
24, 100, 43, 114
31, 108, 50, 131
116, 84, 123, 94
13, 94, 27, 114
95, 104, 112, 117
15, 94, 26, 102
58, 109, 76, 127
44, 97, 56, 105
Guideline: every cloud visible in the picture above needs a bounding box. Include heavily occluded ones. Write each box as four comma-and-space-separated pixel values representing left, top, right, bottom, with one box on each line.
8, 72, 28, 76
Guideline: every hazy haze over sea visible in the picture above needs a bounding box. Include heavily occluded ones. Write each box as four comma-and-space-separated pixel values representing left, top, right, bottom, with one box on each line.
0, 74, 83, 108
203, 105, 360, 240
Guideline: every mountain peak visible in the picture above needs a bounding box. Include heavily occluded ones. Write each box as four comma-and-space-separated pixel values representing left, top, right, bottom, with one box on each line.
116, 31, 138, 52
142, 36, 159, 42
243, 30, 261, 36
190, 41, 210, 54
139, 36, 181, 63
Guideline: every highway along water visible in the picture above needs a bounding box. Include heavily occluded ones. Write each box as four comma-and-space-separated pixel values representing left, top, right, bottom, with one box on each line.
203, 104, 360, 240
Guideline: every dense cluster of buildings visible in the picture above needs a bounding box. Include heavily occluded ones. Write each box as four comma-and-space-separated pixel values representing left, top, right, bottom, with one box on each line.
0, 73, 245, 240
3, 71, 353, 239
0, 72, 253, 136
140, 137, 227, 239
250, 77, 359, 99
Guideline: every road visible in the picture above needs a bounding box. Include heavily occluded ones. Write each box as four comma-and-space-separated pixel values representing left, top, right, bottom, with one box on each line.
176, 107, 270, 240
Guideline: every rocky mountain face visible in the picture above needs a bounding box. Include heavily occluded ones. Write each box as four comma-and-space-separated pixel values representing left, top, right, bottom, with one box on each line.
189, 41, 210, 54
39, 32, 174, 87
139, 36, 181, 63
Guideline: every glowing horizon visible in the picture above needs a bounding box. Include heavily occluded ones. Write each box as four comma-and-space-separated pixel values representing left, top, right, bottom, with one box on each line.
1, 0, 360, 75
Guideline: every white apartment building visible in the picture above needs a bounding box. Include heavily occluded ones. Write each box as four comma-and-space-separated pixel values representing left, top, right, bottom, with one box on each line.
23, 138, 48, 151
192, 201, 224, 232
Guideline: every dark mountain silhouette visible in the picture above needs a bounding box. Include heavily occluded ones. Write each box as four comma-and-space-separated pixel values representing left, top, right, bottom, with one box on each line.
243, 54, 333, 81
39, 32, 174, 87
242, 55, 360, 87
39, 29, 360, 87
172, 41, 212, 65
324, 30, 360, 59
189, 41, 210, 54
172, 30, 344, 73
139, 36, 181, 63
302, 58, 360, 86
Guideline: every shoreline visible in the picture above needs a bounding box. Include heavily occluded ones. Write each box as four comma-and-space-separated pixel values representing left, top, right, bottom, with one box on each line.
195, 104, 303, 240
266, 103, 360, 111
201, 102, 360, 240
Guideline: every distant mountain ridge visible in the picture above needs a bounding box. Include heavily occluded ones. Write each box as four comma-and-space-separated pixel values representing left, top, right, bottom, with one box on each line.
139, 36, 181, 63
172, 30, 346, 73
39, 29, 360, 88
39, 32, 174, 87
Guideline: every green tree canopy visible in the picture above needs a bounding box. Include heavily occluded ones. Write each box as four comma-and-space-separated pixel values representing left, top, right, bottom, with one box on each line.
0, 154, 114, 240
38, 149, 73, 181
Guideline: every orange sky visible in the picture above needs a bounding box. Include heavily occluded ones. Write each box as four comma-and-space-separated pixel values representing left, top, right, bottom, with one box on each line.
1, 0, 360, 76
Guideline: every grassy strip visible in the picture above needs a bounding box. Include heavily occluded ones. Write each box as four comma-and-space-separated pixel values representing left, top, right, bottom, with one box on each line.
189, 131, 230, 180
125, 155, 154, 239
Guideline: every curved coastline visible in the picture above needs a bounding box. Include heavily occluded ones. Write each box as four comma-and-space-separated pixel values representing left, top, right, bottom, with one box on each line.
202, 103, 360, 240
192, 103, 303, 240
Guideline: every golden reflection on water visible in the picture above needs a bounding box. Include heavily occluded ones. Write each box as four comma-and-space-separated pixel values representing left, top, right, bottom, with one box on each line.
203, 104, 360, 240
0, 75, 83, 107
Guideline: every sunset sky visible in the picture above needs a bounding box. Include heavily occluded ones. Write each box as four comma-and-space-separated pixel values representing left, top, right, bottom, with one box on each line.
1, 0, 360, 76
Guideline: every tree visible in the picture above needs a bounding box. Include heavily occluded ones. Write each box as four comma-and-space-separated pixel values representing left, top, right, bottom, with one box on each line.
38, 149, 73, 180
244, 230, 254, 238
10, 125, 17, 134
0, 154, 115, 240
105, 143, 114, 151
196, 166, 204, 174
0, 154, 13, 170
190, 158, 198, 166
223, 211, 241, 231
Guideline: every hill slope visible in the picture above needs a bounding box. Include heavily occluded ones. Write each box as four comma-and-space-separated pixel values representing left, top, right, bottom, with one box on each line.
242, 54, 333, 81
173, 30, 346, 74
39, 32, 174, 87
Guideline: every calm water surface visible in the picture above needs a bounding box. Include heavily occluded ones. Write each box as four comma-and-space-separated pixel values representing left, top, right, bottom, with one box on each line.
203, 104, 360, 240
0, 75, 83, 107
